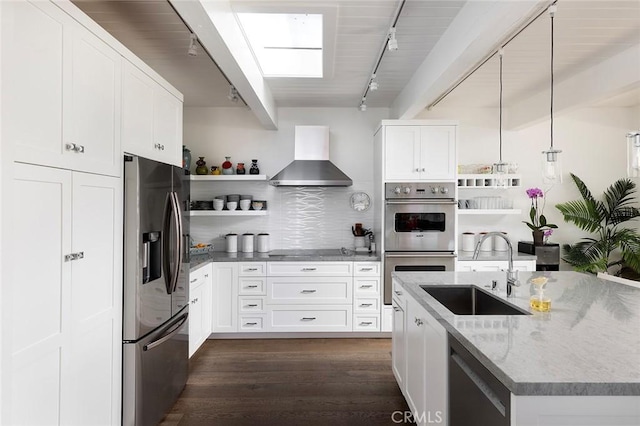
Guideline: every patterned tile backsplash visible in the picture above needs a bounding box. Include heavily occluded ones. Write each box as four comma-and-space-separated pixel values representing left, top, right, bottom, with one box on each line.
190, 181, 375, 251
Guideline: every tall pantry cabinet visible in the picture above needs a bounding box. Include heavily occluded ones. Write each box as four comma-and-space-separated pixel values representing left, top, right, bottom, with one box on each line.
1, 0, 183, 424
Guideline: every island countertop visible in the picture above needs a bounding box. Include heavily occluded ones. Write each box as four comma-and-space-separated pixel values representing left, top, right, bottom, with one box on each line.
393, 271, 640, 396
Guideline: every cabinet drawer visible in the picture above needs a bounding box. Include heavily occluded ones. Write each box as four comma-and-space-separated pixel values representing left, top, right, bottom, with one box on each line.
238, 297, 265, 313
189, 263, 211, 289
267, 262, 352, 276
354, 297, 380, 313
354, 262, 380, 276
267, 277, 353, 305
238, 316, 265, 332
354, 315, 380, 331
354, 277, 380, 296
239, 262, 267, 276
268, 305, 352, 332
238, 277, 266, 295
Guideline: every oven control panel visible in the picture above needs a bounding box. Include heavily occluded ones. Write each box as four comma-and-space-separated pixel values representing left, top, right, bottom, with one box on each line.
385, 182, 456, 199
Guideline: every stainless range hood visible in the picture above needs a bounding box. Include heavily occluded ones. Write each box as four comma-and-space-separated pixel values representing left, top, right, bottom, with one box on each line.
269, 126, 353, 187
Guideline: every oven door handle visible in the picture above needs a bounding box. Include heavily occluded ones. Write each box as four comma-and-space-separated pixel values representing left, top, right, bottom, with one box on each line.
385, 199, 456, 205
384, 253, 457, 258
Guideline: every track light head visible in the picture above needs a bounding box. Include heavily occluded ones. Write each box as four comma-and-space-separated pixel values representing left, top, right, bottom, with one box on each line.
188, 33, 198, 57
388, 27, 398, 51
227, 86, 239, 102
359, 97, 367, 112
369, 74, 378, 91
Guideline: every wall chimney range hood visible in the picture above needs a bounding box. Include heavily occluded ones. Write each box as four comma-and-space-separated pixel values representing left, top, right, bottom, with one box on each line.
270, 126, 353, 187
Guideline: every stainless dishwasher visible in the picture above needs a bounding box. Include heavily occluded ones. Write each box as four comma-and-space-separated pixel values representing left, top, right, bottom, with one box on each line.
448, 335, 511, 426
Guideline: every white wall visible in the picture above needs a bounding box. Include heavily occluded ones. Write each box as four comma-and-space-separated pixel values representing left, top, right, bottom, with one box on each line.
417, 105, 639, 269
184, 107, 389, 250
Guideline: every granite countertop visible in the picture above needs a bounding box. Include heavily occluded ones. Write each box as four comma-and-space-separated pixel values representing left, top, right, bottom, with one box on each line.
393, 270, 640, 396
190, 249, 381, 271
457, 251, 536, 261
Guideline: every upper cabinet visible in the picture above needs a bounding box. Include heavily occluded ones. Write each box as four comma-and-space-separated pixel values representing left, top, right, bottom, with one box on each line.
2, 0, 121, 177
122, 61, 183, 167
383, 124, 456, 181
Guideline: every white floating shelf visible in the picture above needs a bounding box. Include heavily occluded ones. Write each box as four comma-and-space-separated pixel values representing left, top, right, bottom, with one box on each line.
190, 174, 268, 181
458, 209, 522, 215
458, 174, 521, 189
189, 210, 268, 217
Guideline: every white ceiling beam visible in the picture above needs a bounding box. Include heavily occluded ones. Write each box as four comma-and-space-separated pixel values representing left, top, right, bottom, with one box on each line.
390, 0, 548, 120
507, 43, 640, 130
170, 0, 278, 130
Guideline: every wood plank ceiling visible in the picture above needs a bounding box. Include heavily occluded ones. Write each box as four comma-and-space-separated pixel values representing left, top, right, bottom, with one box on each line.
71, 0, 639, 110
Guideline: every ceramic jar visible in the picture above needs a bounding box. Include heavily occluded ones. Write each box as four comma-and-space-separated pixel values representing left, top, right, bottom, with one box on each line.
195, 157, 208, 175
249, 159, 260, 175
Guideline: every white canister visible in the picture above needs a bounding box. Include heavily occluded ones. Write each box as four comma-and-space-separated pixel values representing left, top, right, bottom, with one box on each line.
257, 233, 270, 253
461, 233, 476, 252
225, 233, 238, 253
494, 232, 509, 251
242, 233, 254, 253
479, 232, 493, 252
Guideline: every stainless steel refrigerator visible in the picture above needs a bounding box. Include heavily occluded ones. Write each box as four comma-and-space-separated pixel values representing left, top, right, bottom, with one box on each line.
123, 154, 190, 426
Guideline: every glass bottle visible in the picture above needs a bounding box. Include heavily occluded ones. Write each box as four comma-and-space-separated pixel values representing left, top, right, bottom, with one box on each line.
182, 146, 192, 171
530, 277, 551, 312
195, 157, 208, 175
249, 159, 260, 175
236, 163, 245, 174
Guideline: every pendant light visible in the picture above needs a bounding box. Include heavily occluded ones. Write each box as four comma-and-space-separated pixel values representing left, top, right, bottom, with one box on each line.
628, 131, 640, 178
494, 48, 509, 187
542, 4, 562, 184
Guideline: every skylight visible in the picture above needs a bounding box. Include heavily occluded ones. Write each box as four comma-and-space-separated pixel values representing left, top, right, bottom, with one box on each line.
237, 13, 323, 78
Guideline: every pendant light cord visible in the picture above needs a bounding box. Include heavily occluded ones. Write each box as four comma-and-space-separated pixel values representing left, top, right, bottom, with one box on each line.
550, 6, 555, 150
499, 49, 504, 163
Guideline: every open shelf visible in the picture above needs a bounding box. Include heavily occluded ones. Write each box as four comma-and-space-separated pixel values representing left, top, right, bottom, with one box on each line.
190, 174, 268, 181
189, 210, 268, 217
458, 174, 521, 189
458, 209, 522, 215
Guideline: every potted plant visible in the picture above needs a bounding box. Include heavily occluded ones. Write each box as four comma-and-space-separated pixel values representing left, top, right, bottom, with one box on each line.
555, 173, 640, 278
523, 187, 558, 245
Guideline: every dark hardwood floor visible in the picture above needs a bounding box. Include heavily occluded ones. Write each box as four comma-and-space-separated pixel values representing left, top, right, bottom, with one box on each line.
160, 338, 414, 426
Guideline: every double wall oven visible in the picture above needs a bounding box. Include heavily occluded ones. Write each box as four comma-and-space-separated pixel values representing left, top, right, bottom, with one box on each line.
384, 182, 456, 305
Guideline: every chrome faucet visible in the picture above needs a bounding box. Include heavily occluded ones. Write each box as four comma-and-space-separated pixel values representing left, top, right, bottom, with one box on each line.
472, 232, 520, 296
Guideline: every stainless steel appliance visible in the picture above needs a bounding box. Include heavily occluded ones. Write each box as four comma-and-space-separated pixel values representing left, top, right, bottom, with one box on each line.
384, 182, 456, 304
123, 155, 190, 426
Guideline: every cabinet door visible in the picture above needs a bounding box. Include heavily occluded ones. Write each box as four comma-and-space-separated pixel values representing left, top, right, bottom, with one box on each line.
211, 262, 238, 332
384, 126, 420, 181
3, 0, 65, 167
189, 284, 204, 357
10, 164, 72, 426
202, 266, 213, 337
405, 297, 427, 423
64, 172, 122, 425
64, 22, 121, 176
419, 126, 456, 180
423, 311, 448, 425
122, 61, 154, 159
391, 298, 406, 390
154, 87, 183, 167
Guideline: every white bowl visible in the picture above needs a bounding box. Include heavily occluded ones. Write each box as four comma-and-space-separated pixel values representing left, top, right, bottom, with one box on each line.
213, 200, 224, 211
226, 201, 238, 211
239, 200, 251, 211
252, 201, 264, 211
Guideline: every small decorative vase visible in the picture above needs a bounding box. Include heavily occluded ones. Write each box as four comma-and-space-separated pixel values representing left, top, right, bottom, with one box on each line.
221, 156, 233, 175
195, 157, 208, 175
210, 166, 220, 175
236, 163, 246, 174
532, 230, 544, 246
249, 159, 260, 175
182, 146, 192, 171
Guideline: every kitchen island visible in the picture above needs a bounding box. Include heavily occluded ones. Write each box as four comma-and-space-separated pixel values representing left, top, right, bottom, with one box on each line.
393, 270, 640, 425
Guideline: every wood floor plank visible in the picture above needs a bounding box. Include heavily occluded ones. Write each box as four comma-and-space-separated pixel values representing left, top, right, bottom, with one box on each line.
160, 338, 414, 426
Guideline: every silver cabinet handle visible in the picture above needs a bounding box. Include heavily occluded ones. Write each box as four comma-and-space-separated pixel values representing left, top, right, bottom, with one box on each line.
360, 303, 373, 307
247, 304, 258, 307
415, 318, 423, 326
245, 268, 258, 272
64, 251, 84, 262
359, 267, 373, 271
65, 143, 85, 153
394, 290, 403, 295
247, 285, 258, 288
360, 322, 373, 326
204, 274, 209, 278
301, 317, 316, 321
301, 289, 317, 294
393, 306, 400, 312
190, 278, 198, 283
245, 322, 258, 326
154, 143, 165, 150
360, 285, 373, 289
301, 267, 317, 271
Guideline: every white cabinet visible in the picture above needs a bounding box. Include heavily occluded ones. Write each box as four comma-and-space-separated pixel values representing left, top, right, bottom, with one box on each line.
9, 163, 121, 426
391, 283, 406, 389
237, 262, 267, 332
122, 60, 183, 167
2, 0, 121, 177
457, 259, 536, 272
211, 262, 238, 332
384, 124, 456, 181
189, 263, 212, 357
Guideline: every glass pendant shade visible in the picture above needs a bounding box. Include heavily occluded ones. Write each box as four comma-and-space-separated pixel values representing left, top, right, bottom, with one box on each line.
493, 161, 508, 187
542, 148, 562, 184
628, 132, 640, 178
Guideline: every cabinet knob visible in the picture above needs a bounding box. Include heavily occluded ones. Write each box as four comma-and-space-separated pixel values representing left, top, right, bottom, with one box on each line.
421, 168, 426, 172
415, 168, 420, 172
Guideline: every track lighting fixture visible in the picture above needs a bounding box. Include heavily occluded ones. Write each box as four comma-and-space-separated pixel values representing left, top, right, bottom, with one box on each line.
387, 27, 398, 51
227, 86, 239, 103
359, 98, 367, 112
188, 33, 198, 57
369, 74, 379, 91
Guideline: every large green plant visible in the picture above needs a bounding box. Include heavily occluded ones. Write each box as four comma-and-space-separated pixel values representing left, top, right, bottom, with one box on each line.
555, 173, 640, 276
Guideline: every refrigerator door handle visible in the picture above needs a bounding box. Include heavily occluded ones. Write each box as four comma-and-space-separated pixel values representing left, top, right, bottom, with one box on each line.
143, 312, 188, 352
171, 191, 183, 293
162, 193, 174, 294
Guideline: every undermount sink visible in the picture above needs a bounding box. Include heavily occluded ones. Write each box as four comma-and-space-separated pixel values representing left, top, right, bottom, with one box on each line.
420, 285, 529, 316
